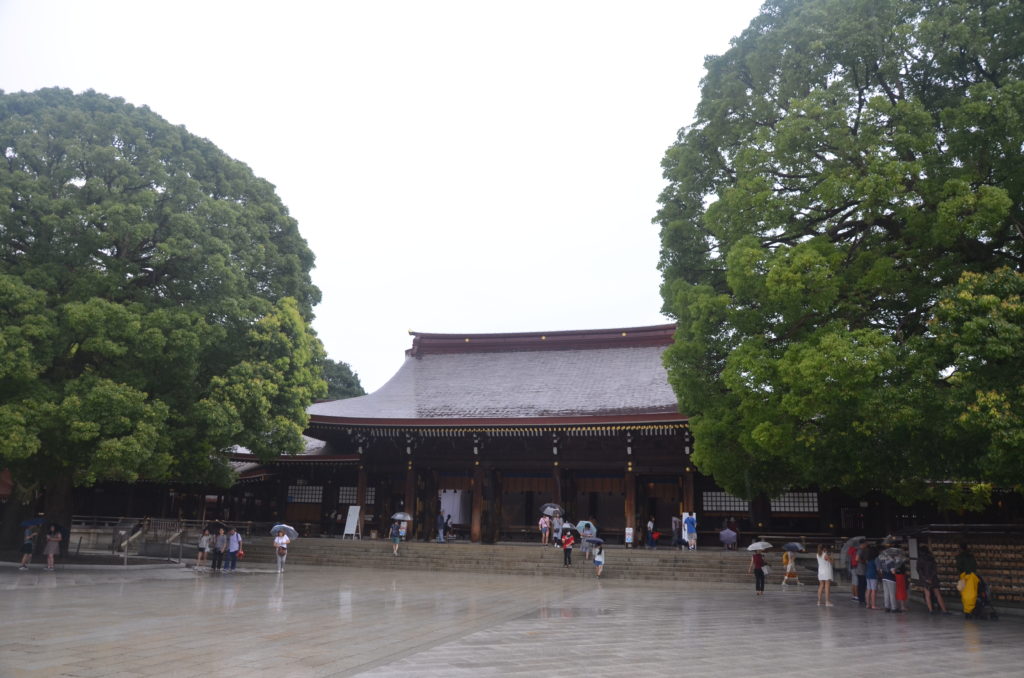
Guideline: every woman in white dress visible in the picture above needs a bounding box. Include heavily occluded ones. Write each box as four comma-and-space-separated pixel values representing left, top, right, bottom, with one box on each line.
816, 544, 834, 606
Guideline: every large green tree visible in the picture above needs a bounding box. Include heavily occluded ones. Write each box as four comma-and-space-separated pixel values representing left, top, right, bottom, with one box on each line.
322, 358, 365, 400
656, 0, 1023, 508
0, 88, 327, 524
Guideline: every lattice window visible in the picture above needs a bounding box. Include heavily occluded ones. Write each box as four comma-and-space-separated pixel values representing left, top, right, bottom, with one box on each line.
770, 492, 818, 513
337, 486, 375, 504
702, 491, 749, 512
287, 485, 322, 503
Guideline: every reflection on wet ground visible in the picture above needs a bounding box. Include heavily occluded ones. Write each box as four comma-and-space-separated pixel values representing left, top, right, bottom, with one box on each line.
1, 562, 1022, 677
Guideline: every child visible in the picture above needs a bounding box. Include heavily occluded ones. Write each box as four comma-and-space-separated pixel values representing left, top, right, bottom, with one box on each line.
594, 545, 605, 577
562, 531, 575, 567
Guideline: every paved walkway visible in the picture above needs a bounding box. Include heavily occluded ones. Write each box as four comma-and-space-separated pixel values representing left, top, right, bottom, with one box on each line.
1, 562, 1021, 677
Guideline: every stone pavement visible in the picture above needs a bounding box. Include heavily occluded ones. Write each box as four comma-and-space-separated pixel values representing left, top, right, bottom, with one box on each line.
1, 561, 1021, 678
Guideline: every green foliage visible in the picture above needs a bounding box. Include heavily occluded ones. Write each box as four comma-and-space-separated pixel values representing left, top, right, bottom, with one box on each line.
656, 0, 1024, 509
0, 88, 327, 494
322, 358, 365, 400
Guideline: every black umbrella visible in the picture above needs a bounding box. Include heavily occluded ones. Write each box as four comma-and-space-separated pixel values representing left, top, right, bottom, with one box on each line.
540, 503, 562, 517
20, 517, 47, 528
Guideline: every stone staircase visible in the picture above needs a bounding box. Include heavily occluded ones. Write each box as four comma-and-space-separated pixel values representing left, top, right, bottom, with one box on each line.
239, 537, 801, 586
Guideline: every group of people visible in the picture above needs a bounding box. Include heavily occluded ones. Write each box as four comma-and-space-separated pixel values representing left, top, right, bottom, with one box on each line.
538, 513, 604, 576
194, 526, 246, 573
748, 538, 990, 618
18, 522, 63, 571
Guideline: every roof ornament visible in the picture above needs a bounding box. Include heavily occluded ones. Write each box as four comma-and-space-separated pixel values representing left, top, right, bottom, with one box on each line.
552, 432, 559, 456
626, 431, 633, 456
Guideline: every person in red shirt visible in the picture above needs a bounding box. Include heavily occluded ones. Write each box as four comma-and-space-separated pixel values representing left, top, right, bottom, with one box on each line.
562, 532, 575, 567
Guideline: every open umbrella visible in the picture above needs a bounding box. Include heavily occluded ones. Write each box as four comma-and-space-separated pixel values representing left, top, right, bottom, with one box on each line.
561, 522, 577, 532
840, 536, 866, 567
205, 521, 227, 533
585, 537, 604, 545
269, 524, 298, 540
747, 541, 773, 551
877, 547, 908, 567
391, 512, 412, 521
19, 517, 47, 528
540, 503, 562, 516
575, 520, 596, 535
719, 528, 737, 545
782, 542, 805, 552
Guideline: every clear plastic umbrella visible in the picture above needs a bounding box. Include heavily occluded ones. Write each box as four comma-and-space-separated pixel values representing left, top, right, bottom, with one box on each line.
269, 524, 298, 540
391, 512, 412, 521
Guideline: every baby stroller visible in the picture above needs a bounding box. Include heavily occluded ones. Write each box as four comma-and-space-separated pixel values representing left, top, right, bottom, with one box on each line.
969, 576, 999, 621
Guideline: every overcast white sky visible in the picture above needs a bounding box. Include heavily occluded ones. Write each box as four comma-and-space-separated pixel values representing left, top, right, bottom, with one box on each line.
0, 1, 763, 392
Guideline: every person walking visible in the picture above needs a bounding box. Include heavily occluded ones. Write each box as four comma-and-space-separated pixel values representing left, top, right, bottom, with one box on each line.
211, 527, 227, 572
273, 529, 290, 573
539, 514, 551, 545
671, 514, 682, 549
683, 513, 697, 551
552, 514, 564, 546
42, 524, 62, 571
955, 543, 980, 617
816, 544, 834, 606
748, 549, 766, 596
389, 520, 401, 556
436, 510, 446, 543
561, 531, 575, 567
18, 525, 38, 570
224, 527, 243, 572
917, 545, 950, 614
594, 545, 605, 577
646, 516, 656, 549
196, 529, 212, 570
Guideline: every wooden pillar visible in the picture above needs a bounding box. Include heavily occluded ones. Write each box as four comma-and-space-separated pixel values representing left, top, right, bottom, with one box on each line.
552, 466, 562, 505
404, 462, 416, 525
682, 469, 695, 514
471, 465, 484, 543
624, 470, 636, 546
356, 466, 367, 537
490, 469, 502, 543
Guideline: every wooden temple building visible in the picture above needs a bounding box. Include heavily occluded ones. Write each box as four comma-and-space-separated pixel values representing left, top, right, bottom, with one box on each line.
30, 323, 1019, 543
59, 324, 847, 541
299, 324, 694, 542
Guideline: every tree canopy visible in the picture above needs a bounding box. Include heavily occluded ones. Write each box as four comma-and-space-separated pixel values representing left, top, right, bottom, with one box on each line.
0, 88, 327, 515
322, 358, 365, 400
656, 0, 1024, 509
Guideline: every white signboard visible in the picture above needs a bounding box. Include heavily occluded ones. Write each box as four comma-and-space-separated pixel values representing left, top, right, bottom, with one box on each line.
342, 505, 361, 539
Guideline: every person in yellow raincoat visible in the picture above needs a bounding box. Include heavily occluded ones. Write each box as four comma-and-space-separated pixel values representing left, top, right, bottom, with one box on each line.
956, 543, 980, 617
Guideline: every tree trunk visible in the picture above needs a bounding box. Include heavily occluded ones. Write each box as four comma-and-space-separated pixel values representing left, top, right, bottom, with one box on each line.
43, 473, 74, 556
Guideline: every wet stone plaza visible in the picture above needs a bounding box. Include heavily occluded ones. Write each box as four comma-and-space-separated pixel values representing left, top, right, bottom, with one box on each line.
2, 562, 1022, 678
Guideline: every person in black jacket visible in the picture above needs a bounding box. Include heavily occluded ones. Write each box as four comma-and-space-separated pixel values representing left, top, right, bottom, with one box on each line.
917, 546, 950, 614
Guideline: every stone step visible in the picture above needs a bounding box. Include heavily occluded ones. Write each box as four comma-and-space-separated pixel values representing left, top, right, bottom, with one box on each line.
236, 538, 786, 584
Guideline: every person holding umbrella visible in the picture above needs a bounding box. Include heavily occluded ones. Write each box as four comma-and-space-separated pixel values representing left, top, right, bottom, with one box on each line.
18, 519, 43, 570
389, 520, 401, 556
748, 547, 767, 595
273, 528, 291, 573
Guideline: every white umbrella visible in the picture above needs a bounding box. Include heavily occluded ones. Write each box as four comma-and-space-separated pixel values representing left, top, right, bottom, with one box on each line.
747, 541, 773, 551
391, 512, 412, 521
269, 524, 298, 540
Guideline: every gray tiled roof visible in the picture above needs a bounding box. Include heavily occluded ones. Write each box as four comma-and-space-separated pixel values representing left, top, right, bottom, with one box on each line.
308, 344, 679, 421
